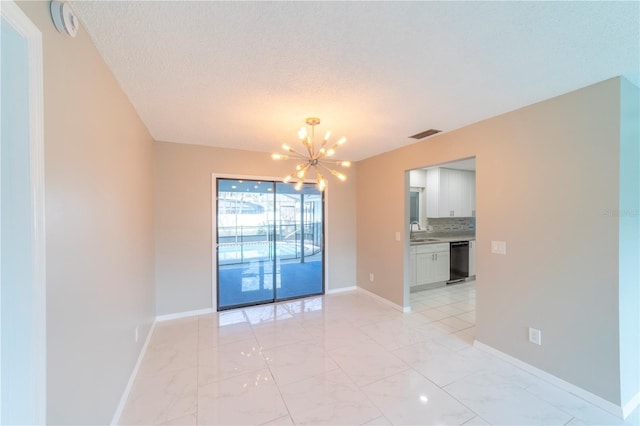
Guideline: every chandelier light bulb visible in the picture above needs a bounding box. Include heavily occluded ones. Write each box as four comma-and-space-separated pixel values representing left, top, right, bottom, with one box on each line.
298, 127, 307, 140
317, 175, 326, 191
330, 170, 347, 181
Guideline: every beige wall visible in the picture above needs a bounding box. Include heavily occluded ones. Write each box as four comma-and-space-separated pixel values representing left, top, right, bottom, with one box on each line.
155, 141, 356, 315
357, 78, 626, 405
17, 2, 156, 424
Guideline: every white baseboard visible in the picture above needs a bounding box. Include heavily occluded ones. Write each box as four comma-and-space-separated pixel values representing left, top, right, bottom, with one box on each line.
474, 340, 626, 419
623, 391, 640, 419
156, 307, 214, 322
326, 286, 357, 295
357, 287, 411, 313
111, 320, 156, 425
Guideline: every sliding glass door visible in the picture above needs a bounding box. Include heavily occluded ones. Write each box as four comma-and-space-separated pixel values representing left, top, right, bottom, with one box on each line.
217, 179, 324, 310
274, 182, 323, 300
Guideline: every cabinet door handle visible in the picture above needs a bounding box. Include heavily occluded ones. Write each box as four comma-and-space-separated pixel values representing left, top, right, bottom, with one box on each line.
435, 253, 437, 261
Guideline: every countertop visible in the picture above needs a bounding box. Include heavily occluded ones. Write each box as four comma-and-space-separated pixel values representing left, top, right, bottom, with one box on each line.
410, 234, 476, 245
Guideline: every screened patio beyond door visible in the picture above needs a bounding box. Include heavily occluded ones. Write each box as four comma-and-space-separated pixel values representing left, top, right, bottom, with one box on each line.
216, 178, 324, 310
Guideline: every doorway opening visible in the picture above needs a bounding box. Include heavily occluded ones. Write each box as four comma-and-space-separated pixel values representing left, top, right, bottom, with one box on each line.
405, 157, 477, 313
1, 2, 46, 423
216, 178, 324, 310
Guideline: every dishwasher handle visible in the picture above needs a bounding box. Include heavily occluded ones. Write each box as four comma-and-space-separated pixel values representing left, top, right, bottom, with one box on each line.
450, 241, 469, 247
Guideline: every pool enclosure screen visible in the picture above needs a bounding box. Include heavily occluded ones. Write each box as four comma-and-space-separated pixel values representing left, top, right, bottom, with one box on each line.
216, 178, 324, 310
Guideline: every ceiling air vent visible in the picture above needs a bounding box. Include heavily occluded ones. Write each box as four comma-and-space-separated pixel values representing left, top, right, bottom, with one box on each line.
409, 129, 441, 139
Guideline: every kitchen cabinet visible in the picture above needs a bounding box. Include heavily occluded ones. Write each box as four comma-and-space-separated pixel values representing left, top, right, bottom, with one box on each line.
432, 248, 450, 282
411, 243, 450, 287
469, 240, 476, 277
426, 167, 476, 218
467, 172, 476, 218
409, 169, 426, 188
410, 246, 417, 286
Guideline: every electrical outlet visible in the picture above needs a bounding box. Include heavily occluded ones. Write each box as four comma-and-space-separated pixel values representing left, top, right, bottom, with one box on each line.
528, 327, 542, 345
135, 326, 139, 343
369, 273, 374, 282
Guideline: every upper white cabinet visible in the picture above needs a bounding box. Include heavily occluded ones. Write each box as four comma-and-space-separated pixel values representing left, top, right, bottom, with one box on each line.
426, 167, 476, 218
409, 169, 427, 188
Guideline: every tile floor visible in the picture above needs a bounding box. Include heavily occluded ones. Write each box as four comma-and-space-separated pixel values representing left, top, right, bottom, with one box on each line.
120, 281, 638, 425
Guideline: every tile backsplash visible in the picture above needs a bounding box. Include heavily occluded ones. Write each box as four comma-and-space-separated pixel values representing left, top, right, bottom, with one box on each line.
427, 217, 475, 233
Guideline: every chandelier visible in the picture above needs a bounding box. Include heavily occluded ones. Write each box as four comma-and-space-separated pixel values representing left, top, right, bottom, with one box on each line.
271, 117, 351, 192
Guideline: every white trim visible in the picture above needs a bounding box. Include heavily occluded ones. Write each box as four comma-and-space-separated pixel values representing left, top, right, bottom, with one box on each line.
110, 321, 156, 426
0, 1, 46, 423
211, 174, 217, 311
326, 286, 356, 295
156, 308, 214, 322
622, 392, 640, 419
357, 287, 411, 313
323, 183, 330, 295
474, 340, 626, 419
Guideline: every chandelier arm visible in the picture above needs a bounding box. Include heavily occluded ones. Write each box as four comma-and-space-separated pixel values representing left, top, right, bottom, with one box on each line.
316, 162, 336, 175
309, 122, 316, 157
285, 147, 308, 158
317, 162, 347, 181
305, 138, 314, 157
295, 163, 312, 180
319, 158, 350, 168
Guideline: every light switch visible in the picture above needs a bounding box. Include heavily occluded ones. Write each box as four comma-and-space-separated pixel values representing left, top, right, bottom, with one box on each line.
395, 232, 401, 241
492, 240, 507, 255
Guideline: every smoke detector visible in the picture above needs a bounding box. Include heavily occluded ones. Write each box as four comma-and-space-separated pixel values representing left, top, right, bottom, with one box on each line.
50, 0, 79, 37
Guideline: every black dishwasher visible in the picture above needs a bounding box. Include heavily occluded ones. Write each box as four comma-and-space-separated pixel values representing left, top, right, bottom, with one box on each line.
449, 241, 469, 283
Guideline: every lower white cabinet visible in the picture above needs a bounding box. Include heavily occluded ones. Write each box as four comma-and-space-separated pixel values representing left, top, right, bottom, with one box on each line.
410, 246, 417, 286
410, 243, 450, 287
432, 249, 450, 283
469, 240, 476, 277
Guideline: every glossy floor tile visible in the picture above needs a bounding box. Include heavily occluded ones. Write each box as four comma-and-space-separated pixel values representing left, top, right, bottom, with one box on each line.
119, 281, 638, 425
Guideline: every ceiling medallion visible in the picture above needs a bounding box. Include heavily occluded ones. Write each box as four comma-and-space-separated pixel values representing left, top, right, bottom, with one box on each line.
271, 117, 350, 192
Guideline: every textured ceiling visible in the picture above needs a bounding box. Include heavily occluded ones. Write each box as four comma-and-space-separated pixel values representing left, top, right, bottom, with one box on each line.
71, 1, 639, 161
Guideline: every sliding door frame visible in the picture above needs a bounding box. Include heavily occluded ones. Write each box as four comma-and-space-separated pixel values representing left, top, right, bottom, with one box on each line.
211, 173, 330, 311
